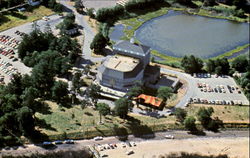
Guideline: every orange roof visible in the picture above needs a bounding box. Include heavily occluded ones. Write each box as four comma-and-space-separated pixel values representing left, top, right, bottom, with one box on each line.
137, 94, 163, 107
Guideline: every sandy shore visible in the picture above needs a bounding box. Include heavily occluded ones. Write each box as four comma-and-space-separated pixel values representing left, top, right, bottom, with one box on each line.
100, 137, 249, 158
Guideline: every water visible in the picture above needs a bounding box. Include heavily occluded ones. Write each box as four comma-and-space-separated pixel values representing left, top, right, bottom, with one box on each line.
109, 24, 125, 41
135, 10, 250, 59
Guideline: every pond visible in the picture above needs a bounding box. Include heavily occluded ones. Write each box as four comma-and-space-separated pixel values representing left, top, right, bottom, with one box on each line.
134, 10, 249, 59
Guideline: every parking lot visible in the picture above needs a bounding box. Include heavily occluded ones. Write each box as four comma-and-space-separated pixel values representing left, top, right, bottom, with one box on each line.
190, 73, 249, 106
0, 14, 63, 84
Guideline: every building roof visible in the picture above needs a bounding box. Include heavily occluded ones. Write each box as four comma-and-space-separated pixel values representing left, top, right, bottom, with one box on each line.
113, 40, 150, 56
104, 54, 140, 72
144, 65, 160, 75
136, 94, 163, 107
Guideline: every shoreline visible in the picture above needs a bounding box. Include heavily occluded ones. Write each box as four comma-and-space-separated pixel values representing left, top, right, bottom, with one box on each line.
113, 7, 249, 62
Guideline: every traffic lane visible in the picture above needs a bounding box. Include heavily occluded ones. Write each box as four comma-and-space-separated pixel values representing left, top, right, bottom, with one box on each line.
0, 130, 248, 155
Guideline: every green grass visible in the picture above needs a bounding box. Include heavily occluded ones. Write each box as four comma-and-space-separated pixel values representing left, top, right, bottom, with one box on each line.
119, 7, 169, 40
211, 44, 250, 61
187, 104, 250, 123
35, 101, 249, 140
0, 6, 54, 32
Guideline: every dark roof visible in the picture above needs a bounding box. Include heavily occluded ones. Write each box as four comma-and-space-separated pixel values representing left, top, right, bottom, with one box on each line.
144, 65, 160, 75
113, 40, 150, 56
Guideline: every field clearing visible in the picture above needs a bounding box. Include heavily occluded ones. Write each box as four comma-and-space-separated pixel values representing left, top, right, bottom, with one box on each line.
35, 101, 249, 140
0, 6, 54, 32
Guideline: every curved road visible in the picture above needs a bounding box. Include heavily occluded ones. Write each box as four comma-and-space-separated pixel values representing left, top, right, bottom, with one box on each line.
59, 0, 104, 65
161, 68, 196, 108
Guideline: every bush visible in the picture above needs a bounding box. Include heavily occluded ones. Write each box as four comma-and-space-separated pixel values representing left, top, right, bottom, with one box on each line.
174, 108, 187, 123
184, 116, 197, 132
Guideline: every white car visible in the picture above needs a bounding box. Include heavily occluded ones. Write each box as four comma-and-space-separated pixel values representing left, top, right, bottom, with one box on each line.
165, 135, 174, 139
94, 136, 103, 141
42, 16, 50, 21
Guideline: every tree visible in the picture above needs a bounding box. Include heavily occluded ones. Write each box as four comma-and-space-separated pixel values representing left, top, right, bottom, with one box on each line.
206, 59, 215, 73
21, 87, 39, 110
86, 8, 95, 19
184, 116, 197, 132
114, 98, 132, 119
197, 107, 214, 129
75, 0, 85, 13
96, 103, 110, 123
90, 33, 109, 54
231, 55, 249, 72
203, 0, 216, 6
181, 55, 204, 74
86, 84, 101, 106
196, 107, 222, 131
71, 70, 84, 93
127, 84, 143, 99
174, 108, 187, 123
157, 86, 173, 102
51, 81, 68, 104
16, 106, 35, 136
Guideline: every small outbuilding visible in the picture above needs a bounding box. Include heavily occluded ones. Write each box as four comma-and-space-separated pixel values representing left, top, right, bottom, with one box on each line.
136, 94, 164, 110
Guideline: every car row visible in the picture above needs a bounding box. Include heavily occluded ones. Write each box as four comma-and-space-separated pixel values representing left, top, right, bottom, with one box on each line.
0, 35, 20, 49
194, 73, 211, 78
189, 98, 245, 105
197, 82, 213, 92
42, 139, 74, 147
15, 30, 26, 37
0, 44, 15, 59
0, 60, 18, 77
97, 143, 118, 151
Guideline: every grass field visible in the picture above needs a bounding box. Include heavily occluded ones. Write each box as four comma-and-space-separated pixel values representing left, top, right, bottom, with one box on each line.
35, 101, 249, 140
187, 104, 250, 123
0, 6, 54, 32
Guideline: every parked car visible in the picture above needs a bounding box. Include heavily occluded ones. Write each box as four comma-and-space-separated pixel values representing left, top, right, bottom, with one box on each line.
42, 142, 55, 148
165, 135, 174, 139
54, 140, 63, 145
64, 139, 74, 144
94, 136, 103, 141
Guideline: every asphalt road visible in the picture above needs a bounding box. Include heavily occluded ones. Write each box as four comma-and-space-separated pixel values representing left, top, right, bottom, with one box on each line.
161, 68, 196, 108
0, 130, 248, 156
59, 0, 105, 66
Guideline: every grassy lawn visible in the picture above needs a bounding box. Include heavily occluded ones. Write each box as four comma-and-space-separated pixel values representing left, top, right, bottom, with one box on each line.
0, 6, 54, 32
187, 104, 250, 123
35, 101, 249, 140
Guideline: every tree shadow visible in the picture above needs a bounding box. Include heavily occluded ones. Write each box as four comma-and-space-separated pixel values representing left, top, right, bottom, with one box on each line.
124, 116, 155, 139
113, 126, 128, 141
10, 11, 27, 20
35, 118, 57, 132
0, 15, 10, 25
62, 5, 73, 13
84, 112, 93, 116
35, 101, 52, 115
28, 129, 50, 144
165, 152, 229, 158
188, 130, 206, 136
